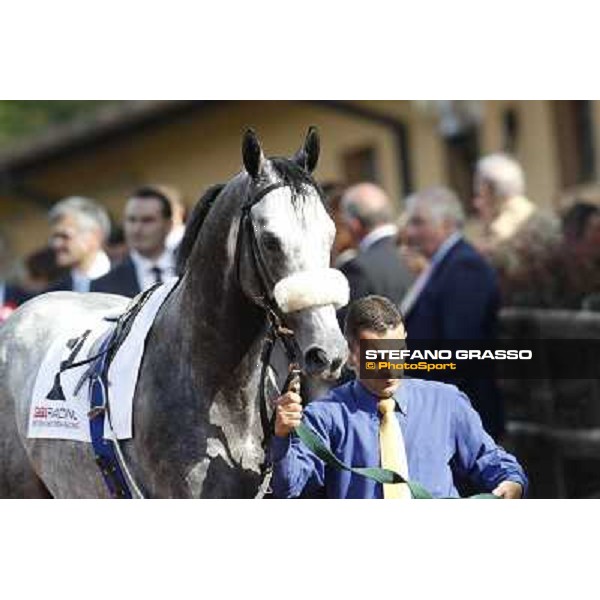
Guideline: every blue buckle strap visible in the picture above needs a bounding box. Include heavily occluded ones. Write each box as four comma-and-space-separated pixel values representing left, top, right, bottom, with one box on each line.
88, 334, 133, 499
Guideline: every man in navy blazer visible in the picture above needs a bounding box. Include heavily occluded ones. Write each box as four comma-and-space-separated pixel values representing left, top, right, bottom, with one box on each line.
402, 186, 503, 439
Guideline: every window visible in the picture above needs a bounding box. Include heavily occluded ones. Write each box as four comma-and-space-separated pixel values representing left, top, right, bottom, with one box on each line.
342, 146, 379, 184
553, 100, 596, 188
443, 129, 479, 213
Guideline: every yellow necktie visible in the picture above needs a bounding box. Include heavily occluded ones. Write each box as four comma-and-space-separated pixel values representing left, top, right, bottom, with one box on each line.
378, 398, 412, 499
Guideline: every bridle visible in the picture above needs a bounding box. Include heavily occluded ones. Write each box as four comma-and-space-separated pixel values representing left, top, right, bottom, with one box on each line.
234, 180, 321, 490
234, 181, 302, 368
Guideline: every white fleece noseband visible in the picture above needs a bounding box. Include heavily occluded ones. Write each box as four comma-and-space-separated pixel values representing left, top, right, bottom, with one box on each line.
273, 268, 350, 314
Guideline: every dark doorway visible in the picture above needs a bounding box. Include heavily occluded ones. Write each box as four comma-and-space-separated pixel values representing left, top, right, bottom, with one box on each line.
443, 127, 480, 214
553, 100, 595, 188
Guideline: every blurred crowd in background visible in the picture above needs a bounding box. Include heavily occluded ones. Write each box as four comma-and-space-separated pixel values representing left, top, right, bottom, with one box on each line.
0, 154, 600, 310
328, 153, 600, 314
0, 184, 185, 317
1, 150, 599, 318
1, 149, 600, 442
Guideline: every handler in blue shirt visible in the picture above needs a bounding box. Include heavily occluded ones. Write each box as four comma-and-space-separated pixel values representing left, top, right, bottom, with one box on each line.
271, 295, 527, 499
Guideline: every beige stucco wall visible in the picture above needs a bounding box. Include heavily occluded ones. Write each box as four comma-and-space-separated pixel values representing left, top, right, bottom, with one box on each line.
407, 104, 447, 191
348, 100, 447, 192
3, 100, 600, 263
1, 101, 407, 258
515, 101, 560, 208
592, 100, 600, 183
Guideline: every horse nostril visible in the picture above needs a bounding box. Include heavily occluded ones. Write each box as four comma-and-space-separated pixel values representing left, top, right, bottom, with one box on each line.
330, 357, 342, 372
305, 347, 330, 372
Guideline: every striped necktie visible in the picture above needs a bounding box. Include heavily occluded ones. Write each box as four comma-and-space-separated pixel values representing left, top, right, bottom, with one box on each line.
378, 398, 411, 499
150, 266, 163, 285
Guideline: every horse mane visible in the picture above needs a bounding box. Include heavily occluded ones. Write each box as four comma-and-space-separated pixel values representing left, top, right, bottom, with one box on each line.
176, 158, 322, 275
176, 183, 225, 275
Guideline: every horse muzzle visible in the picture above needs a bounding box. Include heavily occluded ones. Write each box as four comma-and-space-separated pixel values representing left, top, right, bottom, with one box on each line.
272, 268, 349, 379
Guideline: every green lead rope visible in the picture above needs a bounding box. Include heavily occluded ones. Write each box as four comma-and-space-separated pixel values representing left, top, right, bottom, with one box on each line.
294, 422, 497, 500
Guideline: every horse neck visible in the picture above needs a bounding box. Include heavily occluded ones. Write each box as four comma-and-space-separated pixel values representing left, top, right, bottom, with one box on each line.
126, 191, 272, 497
164, 208, 267, 392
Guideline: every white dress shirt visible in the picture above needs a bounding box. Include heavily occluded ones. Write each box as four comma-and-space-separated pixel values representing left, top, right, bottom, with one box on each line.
71, 250, 111, 293
400, 231, 462, 316
130, 249, 176, 292
166, 224, 185, 253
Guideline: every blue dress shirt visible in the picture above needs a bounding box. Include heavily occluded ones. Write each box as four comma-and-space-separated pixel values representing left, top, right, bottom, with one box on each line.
270, 378, 528, 499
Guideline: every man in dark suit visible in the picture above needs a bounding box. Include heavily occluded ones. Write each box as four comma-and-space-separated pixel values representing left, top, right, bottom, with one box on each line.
402, 186, 504, 439
0, 283, 32, 324
2, 284, 31, 305
92, 186, 175, 298
337, 183, 413, 323
91, 254, 141, 298
0, 234, 32, 324
47, 196, 112, 293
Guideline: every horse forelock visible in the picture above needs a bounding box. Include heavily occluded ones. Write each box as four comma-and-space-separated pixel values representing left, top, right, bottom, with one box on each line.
176, 158, 323, 276
269, 157, 324, 209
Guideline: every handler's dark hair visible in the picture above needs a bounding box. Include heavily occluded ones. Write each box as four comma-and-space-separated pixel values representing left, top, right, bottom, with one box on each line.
130, 186, 173, 220
344, 295, 404, 345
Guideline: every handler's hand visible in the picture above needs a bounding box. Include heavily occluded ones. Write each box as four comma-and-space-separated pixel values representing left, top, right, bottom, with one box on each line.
274, 391, 303, 437
492, 480, 523, 499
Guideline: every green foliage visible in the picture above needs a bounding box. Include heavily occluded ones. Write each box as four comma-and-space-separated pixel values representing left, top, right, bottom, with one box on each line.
0, 101, 117, 148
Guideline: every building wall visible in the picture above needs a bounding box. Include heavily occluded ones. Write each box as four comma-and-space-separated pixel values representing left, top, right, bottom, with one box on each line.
593, 101, 600, 180
2, 100, 600, 263
407, 104, 447, 191
1, 101, 407, 258
514, 100, 560, 207
480, 100, 600, 208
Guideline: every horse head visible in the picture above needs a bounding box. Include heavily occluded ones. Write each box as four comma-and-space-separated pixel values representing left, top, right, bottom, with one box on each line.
237, 127, 349, 378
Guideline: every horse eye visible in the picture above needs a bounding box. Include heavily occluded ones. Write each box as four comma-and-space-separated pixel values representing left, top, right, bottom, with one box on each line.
261, 233, 282, 253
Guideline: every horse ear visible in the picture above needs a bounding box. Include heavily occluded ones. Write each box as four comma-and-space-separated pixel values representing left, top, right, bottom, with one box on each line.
293, 126, 320, 173
242, 129, 265, 180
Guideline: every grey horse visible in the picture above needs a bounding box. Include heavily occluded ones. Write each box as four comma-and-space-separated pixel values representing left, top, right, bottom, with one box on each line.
0, 128, 348, 498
